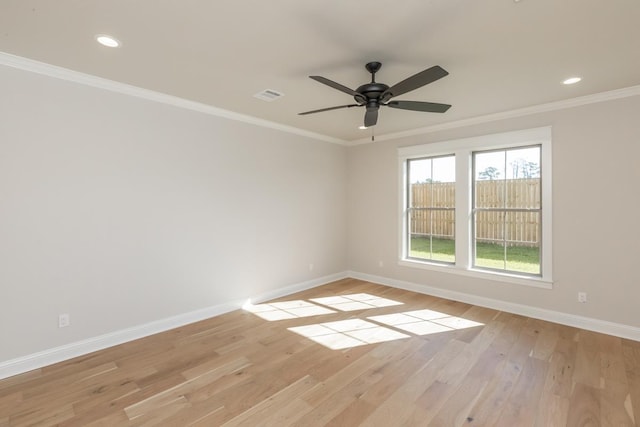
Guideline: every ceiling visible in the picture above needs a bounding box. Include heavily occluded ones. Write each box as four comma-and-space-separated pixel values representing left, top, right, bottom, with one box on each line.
1, 0, 639, 142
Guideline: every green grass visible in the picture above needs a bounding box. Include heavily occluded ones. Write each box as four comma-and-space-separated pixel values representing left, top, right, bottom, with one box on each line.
409, 236, 540, 274
409, 237, 456, 263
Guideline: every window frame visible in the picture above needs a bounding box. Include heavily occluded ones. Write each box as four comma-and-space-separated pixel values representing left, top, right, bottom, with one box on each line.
405, 155, 457, 265
398, 127, 553, 289
471, 145, 542, 276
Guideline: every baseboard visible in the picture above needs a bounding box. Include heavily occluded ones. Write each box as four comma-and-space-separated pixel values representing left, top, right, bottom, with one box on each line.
348, 271, 640, 342
0, 271, 349, 380
12, 269, 630, 381
246, 271, 349, 305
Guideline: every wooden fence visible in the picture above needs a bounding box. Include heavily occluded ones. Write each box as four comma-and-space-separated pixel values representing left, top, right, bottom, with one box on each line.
410, 179, 540, 246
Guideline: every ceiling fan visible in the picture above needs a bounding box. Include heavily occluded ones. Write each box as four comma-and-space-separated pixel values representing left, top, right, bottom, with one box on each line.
299, 61, 451, 128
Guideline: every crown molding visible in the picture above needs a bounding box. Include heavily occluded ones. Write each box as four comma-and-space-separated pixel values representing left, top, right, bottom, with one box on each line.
0, 52, 347, 146
3, 51, 639, 148
349, 84, 640, 145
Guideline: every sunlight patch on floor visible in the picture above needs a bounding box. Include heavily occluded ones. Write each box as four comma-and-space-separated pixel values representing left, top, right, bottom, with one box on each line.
245, 294, 483, 349
243, 300, 336, 321
368, 309, 484, 336
288, 319, 410, 350
309, 293, 403, 312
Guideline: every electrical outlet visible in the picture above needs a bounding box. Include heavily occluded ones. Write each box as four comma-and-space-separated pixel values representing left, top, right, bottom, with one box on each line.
578, 292, 587, 303
308, 263, 314, 271
58, 313, 70, 328
378, 260, 384, 267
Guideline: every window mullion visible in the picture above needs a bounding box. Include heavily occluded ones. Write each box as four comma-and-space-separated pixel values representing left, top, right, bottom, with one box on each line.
502, 153, 507, 270
455, 149, 470, 269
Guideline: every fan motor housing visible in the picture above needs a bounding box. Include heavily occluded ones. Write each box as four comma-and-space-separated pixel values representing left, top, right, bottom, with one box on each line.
356, 82, 389, 101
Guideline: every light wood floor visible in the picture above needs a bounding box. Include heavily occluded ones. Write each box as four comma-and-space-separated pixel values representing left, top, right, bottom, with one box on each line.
1, 278, 639, 426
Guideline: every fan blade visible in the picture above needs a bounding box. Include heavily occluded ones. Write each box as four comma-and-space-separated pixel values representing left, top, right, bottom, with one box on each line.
380, 65, 448, 102
309, 76, 367, 104
364, 107, 379, 127
298, 104, 360, 115
386, 100, 451, 113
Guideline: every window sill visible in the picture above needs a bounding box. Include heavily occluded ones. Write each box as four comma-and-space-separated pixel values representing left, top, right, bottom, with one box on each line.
398, 259, 553, 289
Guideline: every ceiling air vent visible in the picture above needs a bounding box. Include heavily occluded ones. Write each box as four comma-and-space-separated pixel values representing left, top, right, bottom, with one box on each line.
253, 89, 284, 102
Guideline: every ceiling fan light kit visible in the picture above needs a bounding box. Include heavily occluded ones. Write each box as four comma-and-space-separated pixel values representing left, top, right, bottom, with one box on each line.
299, 61, 451, 128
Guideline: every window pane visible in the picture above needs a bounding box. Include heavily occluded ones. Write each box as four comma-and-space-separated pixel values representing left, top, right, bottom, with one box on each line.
475, 151, 506, 209
431, 214, 455, 263
506, 146, 540, 180
474, 210, 541, 275
475, 179, 505, 209
474, 210, 506, 270
475, 151, 506, 181
432, 156, 455, 209
506, 146, 541, 209
410, 208, 428, 235
409, 235, 455, 263
474, 210, 504, 244
505, 211, 541, 274
408, 156, 455, 208
432, 156, 456, 184
431, 208, 455, 239
408, 158, 432, 186
409, 208, 455, 262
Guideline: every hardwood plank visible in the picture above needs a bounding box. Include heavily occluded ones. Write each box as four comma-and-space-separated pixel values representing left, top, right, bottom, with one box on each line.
221, 375, 317, 426
573, 330, 604, 388
360, 338, 442, 407
359, 338, 467, 426
325, 399, 378, 427
8, 403, 75, 427
600, 378, 635, 426
566, 382, 601, 426
427, 322, 517, 426
1, 278, 638, 426
535, 394, 570, 427
623, 339, 640, 425
464, 314, 528, 425
543, 336, 578, 398
0, 370, 42, 393
531, 325, 559, 361
494, 356, 548, 426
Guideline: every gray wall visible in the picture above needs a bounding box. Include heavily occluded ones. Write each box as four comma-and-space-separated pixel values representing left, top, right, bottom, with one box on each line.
347, 95, 640, 328
2, 59, 639, 368
0, 65, 347, 362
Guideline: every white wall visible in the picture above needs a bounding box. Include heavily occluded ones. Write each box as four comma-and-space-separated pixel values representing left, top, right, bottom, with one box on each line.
347, 95, 640, 329
0, 64, 347, 363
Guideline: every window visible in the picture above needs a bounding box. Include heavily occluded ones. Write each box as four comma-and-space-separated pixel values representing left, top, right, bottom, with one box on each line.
399, 127, 552, 287
406, 155, 456, 264
473, 146, 541, 275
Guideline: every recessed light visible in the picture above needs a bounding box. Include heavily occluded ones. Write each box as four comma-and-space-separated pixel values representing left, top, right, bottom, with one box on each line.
563, 77, 582, 85
359, 125, 368, 130
96, 34, 120, 48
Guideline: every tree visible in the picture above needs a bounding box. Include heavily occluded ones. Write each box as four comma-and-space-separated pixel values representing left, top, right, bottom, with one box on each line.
478, 166, 500, 180
510, 158, 540, 179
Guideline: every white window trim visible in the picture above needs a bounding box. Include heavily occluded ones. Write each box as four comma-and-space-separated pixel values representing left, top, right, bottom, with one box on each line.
398, 127, 553, 289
